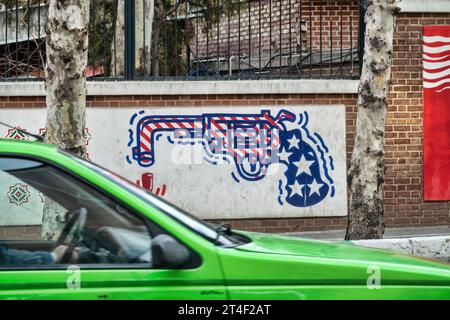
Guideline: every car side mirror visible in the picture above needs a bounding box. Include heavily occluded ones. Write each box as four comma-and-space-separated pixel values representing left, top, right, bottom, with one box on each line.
151, 234, 189, 268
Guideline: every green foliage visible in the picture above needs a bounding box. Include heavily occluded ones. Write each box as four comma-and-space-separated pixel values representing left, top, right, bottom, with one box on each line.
2, 0, 243, 77
0, 0, 48, 28
156, 19, 189, 77
87, 0, 115, 75
154, 0, 243, 76
0, 0, 34, 8
86, 0, 241, 76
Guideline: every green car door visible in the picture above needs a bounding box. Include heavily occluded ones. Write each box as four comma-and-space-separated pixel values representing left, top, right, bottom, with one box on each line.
0, 142, 228, 299
1, 140, 450, 300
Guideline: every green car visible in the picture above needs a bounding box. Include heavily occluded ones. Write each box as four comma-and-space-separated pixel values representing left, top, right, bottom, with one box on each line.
0, 138, 449, 300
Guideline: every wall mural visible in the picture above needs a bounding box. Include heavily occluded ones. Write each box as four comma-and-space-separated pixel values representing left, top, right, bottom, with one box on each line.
127, 109, 335, 209
7, 183, 31, 206
0, 125, 91, 226
0, 106, 347, 221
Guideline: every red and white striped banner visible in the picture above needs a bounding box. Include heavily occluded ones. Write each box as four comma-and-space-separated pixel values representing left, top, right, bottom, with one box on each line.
423, 25, 450, 200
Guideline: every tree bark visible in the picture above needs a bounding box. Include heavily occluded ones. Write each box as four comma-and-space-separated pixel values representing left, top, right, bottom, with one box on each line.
41, 200, 68, 240
110, 0, 154, 77
44, 0, 90, 157
111, 0, 125, 77
345, 0, 399, 240
151, 0, 163, 77
43, 0, 90, 240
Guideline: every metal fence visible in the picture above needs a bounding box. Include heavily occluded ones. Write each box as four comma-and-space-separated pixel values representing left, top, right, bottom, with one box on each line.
0, 0, 365, 81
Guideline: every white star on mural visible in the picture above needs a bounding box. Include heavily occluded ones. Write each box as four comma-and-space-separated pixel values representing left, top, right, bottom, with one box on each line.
308, 179, 323, 197
287, 134, 300, 150
278, 148, 293, 162
289, 180, 304, 198
292, 154, 315, 177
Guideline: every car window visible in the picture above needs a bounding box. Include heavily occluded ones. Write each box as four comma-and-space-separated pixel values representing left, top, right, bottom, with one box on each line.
63, 150, 241, 247
0, 157, 166, 268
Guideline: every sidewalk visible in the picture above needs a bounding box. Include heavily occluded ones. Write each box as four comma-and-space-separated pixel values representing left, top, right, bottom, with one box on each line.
284, 225, 450, 241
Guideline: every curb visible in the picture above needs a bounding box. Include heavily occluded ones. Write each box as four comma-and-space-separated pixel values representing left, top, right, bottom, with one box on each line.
350, 236, 450, 261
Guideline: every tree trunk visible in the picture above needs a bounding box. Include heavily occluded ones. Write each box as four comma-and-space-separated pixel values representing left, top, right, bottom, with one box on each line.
111, 0, 125, 77
44, 0, 90, 157
43, 0, 90, 240
110, 0, 154, 77
41, 200, 68, 241
151, 1, 163, 77
345, 0, 399, 240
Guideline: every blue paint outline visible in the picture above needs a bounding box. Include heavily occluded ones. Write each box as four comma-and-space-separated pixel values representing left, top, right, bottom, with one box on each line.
127, 129, 134, 147
129, 113, 138, 125
300, 112, 318, 144
277, 196, 284, 206
314, 132, 329, 153
231, 172, 240, 183
316, 144, 334, 186
329, 155, 334, 170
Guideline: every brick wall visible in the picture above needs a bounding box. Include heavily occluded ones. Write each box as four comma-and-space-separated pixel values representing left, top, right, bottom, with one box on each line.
1, 11, 449, 234
0, 225, 42, 240
384, 12, 450, 229
1, 93, 356, 233
193, 0, 359, 59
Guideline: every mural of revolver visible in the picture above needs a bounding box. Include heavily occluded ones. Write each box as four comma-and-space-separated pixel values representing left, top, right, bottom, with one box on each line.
129, 109, 296, 181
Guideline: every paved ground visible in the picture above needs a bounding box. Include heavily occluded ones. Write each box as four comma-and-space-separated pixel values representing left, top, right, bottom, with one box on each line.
284, 225, 450, 241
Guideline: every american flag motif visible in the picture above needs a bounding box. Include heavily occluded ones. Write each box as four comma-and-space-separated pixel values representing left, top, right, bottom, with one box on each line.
423, 25, 450, 200
129, 110, 295, 182
127, 109, 336, 208
269, 111, 335, 207
423, 32, 450, 92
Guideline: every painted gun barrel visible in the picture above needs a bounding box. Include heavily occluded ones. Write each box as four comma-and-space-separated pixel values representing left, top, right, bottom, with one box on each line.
131, 110, 295, 179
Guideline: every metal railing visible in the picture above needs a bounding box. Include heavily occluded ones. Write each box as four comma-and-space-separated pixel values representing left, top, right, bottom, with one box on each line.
0, 0, 365, 81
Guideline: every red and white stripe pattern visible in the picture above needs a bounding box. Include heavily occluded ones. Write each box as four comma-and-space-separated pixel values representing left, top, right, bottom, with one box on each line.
139, 116, 202, 157
423, 34, 450, 93
205, 114, 281, 162
138, 113, 281, 163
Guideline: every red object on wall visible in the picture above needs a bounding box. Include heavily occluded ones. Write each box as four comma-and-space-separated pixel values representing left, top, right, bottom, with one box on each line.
423, 25, 450, 200
136, 173, 167, 196
141, 173, 154, 192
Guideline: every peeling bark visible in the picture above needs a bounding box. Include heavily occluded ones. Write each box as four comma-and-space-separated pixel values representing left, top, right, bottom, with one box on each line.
44, 0, 90, 157
41, 199, 67, 240
43, 0, 90, 240
110, 0, 154, 77
345, 0, 399, 240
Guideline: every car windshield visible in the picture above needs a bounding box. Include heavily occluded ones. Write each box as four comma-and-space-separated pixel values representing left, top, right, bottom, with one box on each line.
59, 150, 240, 247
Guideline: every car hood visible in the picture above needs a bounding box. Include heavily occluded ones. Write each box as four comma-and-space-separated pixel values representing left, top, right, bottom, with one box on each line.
236, 231, 450, 270
218, 232, 450, 298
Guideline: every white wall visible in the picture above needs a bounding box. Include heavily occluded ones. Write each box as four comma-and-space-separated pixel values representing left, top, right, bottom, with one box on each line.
0, 105, 347, 221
